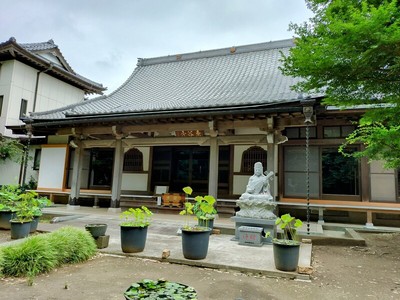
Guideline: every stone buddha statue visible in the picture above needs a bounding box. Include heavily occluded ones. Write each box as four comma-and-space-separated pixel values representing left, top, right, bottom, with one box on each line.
236, 162, 277, 219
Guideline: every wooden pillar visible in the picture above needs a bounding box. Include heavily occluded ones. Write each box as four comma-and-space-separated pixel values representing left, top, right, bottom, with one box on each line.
267, 141, 277, 200
69, 141, 83, 206
110, 138, 123, 211
208, 136, 219, 198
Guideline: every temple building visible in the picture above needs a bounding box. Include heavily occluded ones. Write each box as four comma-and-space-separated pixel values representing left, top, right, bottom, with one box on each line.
7, 39, 400, 226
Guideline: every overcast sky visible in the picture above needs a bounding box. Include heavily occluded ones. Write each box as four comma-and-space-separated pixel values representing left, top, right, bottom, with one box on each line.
1, 0, 313, 96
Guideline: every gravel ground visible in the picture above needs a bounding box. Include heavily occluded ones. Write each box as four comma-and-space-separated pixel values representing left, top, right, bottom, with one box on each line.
0, 229, 399, 299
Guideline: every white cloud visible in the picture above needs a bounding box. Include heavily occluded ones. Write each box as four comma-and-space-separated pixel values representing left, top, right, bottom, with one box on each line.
0, 0, 313, 94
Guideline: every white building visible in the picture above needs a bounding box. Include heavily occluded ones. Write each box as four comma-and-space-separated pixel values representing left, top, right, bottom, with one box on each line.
0, 37, 105, 186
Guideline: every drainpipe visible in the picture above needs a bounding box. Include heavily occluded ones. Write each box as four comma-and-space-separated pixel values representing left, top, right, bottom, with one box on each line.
33, 63, 53, 112
21, 123, 33, 191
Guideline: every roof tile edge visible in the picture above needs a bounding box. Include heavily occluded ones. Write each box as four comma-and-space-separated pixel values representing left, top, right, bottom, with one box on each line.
138, 38, 295, 66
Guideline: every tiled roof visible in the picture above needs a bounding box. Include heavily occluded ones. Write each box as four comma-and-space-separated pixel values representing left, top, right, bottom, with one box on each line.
20, 39, 58, 52
31, 39, 307, 121
0, 37, 105, 94
20, 39, 74, 73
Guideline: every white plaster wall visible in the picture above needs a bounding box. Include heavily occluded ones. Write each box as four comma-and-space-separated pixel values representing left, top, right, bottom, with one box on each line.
121, 146, 150, 191
370, 160, 396, 202
233, 175, 250, 195
1, 60, 84, 136
37, 146, 67, 190
35, 73, 84, 111
0, 147, 39, 186
0, 61, 14, 136
0, 160, 21, 185
5, 61, 37, 130
235, 128, 267, 135
121, 173, 148, 191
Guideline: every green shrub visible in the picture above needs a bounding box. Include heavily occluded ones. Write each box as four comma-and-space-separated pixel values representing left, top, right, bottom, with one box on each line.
47, 226, 97, 265
0, 249, 3, 277
0, 235, 56, 277
0, 226, 97, 279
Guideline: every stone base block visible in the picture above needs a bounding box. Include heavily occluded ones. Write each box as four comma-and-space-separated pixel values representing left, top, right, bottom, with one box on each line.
231, 216, 276, 244
95, 235, 110, 249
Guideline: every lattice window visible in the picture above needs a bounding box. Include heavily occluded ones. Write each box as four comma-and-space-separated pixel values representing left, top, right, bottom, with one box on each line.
123, 148, 143, 172
241, 146, 267, 173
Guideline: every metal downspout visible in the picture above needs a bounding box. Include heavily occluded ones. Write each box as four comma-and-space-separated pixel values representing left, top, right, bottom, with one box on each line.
33, 63, 53, 112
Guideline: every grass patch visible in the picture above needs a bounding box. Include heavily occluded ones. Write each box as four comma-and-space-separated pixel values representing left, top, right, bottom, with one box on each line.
0, 226, 97, 281
47, 226, 97, 265
0, 235, 56, 278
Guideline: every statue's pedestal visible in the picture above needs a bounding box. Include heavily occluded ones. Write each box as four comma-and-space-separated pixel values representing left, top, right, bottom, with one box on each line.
231, 216, 277, 244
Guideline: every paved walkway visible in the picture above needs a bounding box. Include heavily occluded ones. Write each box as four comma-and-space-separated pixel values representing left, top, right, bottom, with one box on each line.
36, 205, 400, 279
38, 205, 313, 280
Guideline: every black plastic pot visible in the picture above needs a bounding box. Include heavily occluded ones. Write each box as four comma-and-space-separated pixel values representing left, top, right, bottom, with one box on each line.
10, 220, 31, 239
181, 227, 212, 260
85, 223, 108, 238
120, 225, 148, 253
0, 210, 15, 230
30, 216, 40, 233
198, 218, 214, 229
273, 240, 301, 271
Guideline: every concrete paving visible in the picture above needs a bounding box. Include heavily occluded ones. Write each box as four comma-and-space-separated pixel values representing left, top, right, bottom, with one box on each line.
36, 205, 400, 279
38, 205, 313, 280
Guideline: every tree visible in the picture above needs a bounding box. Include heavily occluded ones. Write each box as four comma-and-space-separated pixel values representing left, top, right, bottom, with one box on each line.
0, 134, 25, 164
281, 0, 400, 168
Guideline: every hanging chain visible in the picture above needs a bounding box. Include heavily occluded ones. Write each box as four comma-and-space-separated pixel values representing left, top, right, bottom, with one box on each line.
305, 123, 311, 235
21, 129, 32, 191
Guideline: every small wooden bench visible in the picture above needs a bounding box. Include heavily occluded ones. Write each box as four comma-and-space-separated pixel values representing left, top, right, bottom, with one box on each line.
161, 193, 185, 207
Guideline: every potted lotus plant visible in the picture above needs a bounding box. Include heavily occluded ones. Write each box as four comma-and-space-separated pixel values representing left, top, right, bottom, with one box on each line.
30, 194, 52, 233
179, 186, 213, 260
119, 206, 153, 253
10, 196, 35, 239
193, 193, 217, 229
0, 185, 20, 229
271, 213, 303, 271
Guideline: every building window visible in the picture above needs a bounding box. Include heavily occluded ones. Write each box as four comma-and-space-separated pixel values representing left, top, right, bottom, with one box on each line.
283, 145, 360, 199
33, 149, 41, 170
123, 148, 143, 172
19, 99, 28, 119
285, 127, 317, 139
0, 95, 3, 116
241, 146, 267, 174
323, 126, 355, 138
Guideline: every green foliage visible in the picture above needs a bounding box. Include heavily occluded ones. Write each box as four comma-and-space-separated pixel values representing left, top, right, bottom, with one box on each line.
0, 235, 56, 278
124, 279, 198, 300
120, 206, 153, 227
281, 0, 400, 168
193, 195, 217, 221
180, 186, 216, 230
274, 213, 303, 245
12, 199, 35, 222
0, 226, 97, 281
339, 122, 400, 168
0, 136, 25, 164
4, 189, 52, 222
46, 226, 97, 265
0, 185, 21, 211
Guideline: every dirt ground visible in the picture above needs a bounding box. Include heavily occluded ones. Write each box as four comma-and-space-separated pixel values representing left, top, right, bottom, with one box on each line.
0, 230, 399, 300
